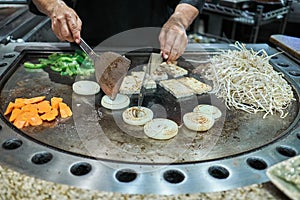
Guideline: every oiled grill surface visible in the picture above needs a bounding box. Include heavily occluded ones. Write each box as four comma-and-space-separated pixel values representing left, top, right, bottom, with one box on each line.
0, 50, 298, 164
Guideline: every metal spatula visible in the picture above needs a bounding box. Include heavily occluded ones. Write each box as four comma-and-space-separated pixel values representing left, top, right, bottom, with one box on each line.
137, 52, 163, 109
79, 38, 131, 100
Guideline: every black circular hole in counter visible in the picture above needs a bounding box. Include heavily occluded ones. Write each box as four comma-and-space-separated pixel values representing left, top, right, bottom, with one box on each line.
2, 138, 23, 150
31, 152, 53, 165
70, 162, 92, 176
276, 146, 297, 157
297, 133, 300, 140
288, 71, 300, 76
0, 62, 8, 68
3, 53, 16, 58
208, 166, 229, 179
277, 62, 289, 67
163, 169, 185, 184
115, 169, 137, 183
246, 157, 267, 170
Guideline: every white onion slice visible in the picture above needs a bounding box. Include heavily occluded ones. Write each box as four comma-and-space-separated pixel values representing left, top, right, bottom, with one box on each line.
193, 104, 222, 119
72, 80, 100, 95
144, 118, 178, 140
183, 112, 214, 132
122, 106, 153, 126
101, 94, 130, 110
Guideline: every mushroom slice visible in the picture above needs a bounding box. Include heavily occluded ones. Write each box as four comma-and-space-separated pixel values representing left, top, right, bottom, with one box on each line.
183, 112, 214, 132
144, 118, 178, 140
122, 106, 153, 126
193, 104, 222, 119
101, 94, 130, 110
72, 80, 100, 95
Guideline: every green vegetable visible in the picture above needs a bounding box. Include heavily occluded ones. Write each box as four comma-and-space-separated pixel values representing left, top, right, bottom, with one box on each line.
24, 62, 45, 69
24, 50, 95, 77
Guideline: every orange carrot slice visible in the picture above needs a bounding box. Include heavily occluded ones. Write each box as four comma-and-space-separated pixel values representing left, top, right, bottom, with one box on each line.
24, 96, 46, 104
37, 100, 52, 114
59, 102, 73, 118
51, 97, 63, 109
4, 102, 15, 115
9, 108, 22, 122
40, 108, 59, 121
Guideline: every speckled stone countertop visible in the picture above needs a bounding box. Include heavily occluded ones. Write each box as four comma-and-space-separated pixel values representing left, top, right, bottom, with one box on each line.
0, 165, 290, 200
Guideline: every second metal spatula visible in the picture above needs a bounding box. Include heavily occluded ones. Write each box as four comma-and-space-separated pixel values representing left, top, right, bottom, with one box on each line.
79, 38, 131, 100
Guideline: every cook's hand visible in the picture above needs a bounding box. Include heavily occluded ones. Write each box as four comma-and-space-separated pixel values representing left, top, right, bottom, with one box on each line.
159, 15, 188, 62
159, 3, 199, 62
50, 1, 82, 43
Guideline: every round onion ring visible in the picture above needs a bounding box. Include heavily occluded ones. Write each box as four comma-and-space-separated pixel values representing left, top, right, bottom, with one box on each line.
122, 106, 153, 126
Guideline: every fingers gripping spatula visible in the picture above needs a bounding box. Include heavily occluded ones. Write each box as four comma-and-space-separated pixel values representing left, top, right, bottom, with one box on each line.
79, 38, 131, 100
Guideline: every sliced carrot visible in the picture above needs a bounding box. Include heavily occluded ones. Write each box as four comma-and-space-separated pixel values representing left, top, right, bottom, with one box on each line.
21, 104, 38, 113
9, 108, 22, 122
59, 102, 73, 118
37, 100, 52, 114
13, 116, 27, 129
27, 113, 43, 126
4, 102, 15, 115
40, 108, 59, 121
51, 97, 63, 109
14, 98, 26, 108
24, 96, 46, 104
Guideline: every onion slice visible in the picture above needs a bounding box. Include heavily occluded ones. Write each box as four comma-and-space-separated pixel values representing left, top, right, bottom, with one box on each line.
101, 94, 130, 110
183, 112, 214, 132
144, 118, 178, 140
193, 104, 222, 119
72, 80, 100, 95
122, 106, 153, 126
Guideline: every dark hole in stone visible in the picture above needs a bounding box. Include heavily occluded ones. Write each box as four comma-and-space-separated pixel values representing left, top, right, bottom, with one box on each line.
208, 166, 229, 179
31, 152, 53, 165
115, 169, 137, 183
276, 146, 297, 157
2, 138, 22, 150
163, 170, 185, 184
70, 162, 92, 176
246, 157, 268, 170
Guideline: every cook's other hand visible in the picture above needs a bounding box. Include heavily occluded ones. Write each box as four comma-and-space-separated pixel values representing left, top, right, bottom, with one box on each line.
32, 0, 82, 44
159, 3, 199, 62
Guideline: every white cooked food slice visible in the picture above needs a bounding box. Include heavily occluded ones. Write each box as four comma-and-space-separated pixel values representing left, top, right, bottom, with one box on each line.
183, 112, 214, 132
144, 118, 178, 140
159, 79, 194, 98
131, 71, 157, 89
193, 104, 222, 119
119, 75, 142, 95
72, 80, 100, 95
160, 62, 188, 78
177, 77, 212, 95
151, 69, 168, 81
122, 106, 153, 126
101, 94, 130, 110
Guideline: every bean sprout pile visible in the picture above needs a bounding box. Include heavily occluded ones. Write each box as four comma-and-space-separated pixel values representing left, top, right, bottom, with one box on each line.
204, 42, 295, 118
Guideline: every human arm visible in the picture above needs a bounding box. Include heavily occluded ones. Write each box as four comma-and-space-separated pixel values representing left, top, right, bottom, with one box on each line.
31, 0, 82, 43
159, 2, 201, 62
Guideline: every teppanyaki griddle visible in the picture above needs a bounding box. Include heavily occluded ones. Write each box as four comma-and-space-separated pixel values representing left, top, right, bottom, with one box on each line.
0, 42, 299, 194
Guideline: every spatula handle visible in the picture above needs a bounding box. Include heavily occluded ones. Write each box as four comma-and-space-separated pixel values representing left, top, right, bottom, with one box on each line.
79, 38, 98, 60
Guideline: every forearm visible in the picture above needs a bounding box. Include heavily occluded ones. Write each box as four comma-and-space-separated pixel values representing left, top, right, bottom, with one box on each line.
32, 0, 67, 17
172, 3, 199, 30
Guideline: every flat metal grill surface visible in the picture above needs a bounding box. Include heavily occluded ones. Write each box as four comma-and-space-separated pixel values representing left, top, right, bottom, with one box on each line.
0, 42, 299, 194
